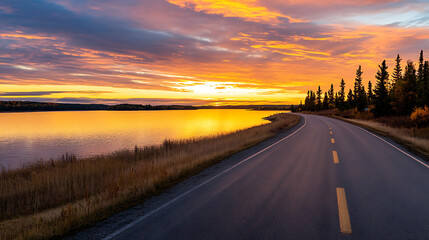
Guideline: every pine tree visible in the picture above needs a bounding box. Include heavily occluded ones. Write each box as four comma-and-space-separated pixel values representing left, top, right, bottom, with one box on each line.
323, 92, 329, 110
338, 78, 346, 110
362, 85, 367, 109
391, 54, 402, 92
316, 86, 322, 110
354, 65, 366, 112
373, 60, 391, 116
417, 50, 425, 106
347, 89, 353, 109
367, 81, 373, 105
305, 90, 316, 111
334, 93, 339, 108
304, 91, 310, 111
396, 61, 417, 115
391, 54, 402, 112
328, 84, 334, 107
424, 61, 429, 106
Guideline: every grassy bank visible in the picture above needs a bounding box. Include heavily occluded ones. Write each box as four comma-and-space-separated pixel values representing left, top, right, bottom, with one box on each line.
0, 113, 300, 240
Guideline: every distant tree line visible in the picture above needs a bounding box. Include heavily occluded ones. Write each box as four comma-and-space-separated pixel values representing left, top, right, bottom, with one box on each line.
107, 104, 196, 110
0, 101, 196, 112
293, 50, 429, 117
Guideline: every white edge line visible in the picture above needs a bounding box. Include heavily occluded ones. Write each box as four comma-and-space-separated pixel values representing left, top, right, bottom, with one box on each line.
354, 124, 429, 169
103, 115, 307, 240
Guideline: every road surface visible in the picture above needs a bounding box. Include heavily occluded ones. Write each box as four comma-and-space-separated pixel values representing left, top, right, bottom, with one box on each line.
103, 114, 429, 240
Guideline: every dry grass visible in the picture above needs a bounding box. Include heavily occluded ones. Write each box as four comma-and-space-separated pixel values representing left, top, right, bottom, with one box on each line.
343, 118, 429, 159
0, 113, 300, 240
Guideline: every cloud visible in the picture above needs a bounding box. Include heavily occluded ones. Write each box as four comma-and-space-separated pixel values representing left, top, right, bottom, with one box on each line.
0, 91, 112, 96
166, 0, 307, 23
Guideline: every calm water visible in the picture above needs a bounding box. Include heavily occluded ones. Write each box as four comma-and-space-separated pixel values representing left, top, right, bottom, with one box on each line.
0, 109, 285, 169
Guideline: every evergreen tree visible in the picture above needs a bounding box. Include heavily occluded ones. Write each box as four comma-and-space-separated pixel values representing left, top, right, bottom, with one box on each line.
354, 65, 366, 111
361, 85, 367, 109
396, 61, 417, 115
367, 81, 373, 105
417, 50, 425, 106
373, 60, 391, 116
423, 61, 429, 106
316, 86, 322, 110
347, 89, 354, 109
334, 93, 339, 108
304, 91, 310, 111
305, 90, 316, 111
391, 54, 402, 92
323, 92, 329, 110
328, 84, 334, 107
391, 54, 403, 112
338, 78, 346, 110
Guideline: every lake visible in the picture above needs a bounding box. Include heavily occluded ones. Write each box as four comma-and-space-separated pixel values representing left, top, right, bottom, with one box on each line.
0, 109, 285, 169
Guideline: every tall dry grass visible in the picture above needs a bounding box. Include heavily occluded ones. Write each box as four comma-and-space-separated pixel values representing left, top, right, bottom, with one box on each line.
346, 118, 429, 157
0, 113, 300, 240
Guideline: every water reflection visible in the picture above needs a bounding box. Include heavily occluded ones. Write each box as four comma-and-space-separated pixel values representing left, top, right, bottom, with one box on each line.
0, 109, 285, 169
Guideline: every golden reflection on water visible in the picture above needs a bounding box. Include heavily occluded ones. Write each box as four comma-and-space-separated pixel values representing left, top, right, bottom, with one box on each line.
0, 109, 282, 138
0, 109, 285, 168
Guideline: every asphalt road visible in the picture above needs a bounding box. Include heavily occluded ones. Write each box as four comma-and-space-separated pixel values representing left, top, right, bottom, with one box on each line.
105, 114, 429, 240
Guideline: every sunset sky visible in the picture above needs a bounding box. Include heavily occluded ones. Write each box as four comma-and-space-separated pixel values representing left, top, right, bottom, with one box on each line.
0, 0, 428, 105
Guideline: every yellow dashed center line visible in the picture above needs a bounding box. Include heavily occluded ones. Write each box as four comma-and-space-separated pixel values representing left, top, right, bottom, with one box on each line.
331, 138, 335, 143
333, 151, 339, 164
330, 131, 333, 134
336, 188, 352, 234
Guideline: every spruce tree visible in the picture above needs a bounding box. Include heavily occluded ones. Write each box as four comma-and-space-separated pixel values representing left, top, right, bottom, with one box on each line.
391, 54, 402, 112
323, 92, 329, 110
354, 65, 366, 111
310, 91, 316, 111
424, 61, 429, 106
316, 86, 322, 110
338, 79, 346, 110
397, 61, 417, 115
304, 91, 310, 110
334, 93, 339, 108
391, 54, 402, 92
373, 60, 390, 116
328, 84, 334, 107
347, 89, 353, 109
367, 81, 373, 105
417, 50, 425, 106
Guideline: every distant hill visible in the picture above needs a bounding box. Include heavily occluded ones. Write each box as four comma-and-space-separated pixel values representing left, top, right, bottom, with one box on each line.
0, 101, 196, 112
199, 105, 291, 110
0, 101, 290, 112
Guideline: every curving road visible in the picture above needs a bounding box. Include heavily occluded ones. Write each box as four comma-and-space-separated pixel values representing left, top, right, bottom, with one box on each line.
103, 114, 429, 240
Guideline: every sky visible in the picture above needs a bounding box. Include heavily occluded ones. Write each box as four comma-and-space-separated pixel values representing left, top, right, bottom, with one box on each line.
0, 0, 428, 105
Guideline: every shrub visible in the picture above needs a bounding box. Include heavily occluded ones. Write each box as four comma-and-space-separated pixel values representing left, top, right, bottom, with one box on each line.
410, 106, 429, 128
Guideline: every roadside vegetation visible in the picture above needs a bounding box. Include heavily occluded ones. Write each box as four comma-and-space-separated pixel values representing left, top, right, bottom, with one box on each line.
293, 50, 429, 159
0, 113, 300, 240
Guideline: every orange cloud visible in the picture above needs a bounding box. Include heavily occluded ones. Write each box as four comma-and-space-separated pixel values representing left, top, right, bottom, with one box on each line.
0, 33, 56, 40
167, 0, 307, 23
